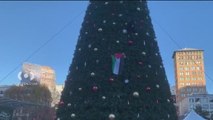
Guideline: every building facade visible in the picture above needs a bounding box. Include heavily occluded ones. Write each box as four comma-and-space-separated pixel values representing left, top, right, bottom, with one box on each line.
179, 94, 213, 117
0, 85, 12, 97
173, 48, 207, 103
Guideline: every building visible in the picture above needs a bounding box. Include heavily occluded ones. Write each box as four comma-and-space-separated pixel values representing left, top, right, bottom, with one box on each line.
173, 48, 207, 103
20, 63, 57, 106
21, 63, 56, 92
179, 94, 213, 117
0, 85, 12, 97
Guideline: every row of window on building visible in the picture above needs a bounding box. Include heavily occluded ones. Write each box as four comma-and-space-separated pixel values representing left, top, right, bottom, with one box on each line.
190, 104, 213, 110
179, 66, 202, 71
179, 82, 204, 86
180, 88, 205, 92
179, 77, 203, 81
177, 51, 202, 55
189, 97, 213, 103
180, 90, 206, 97
179, 71, 203, 76
179, 61, 201, 65
177, 55, 202, 60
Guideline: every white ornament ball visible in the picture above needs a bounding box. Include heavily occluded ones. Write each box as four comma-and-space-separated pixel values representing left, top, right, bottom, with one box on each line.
122, 29, 127, 34
79, 88, 82, 91
148, 65, 152, 68
105, 2, 108, 5
133, 91, 139, 97
146, 32, 150, 36
167, 99, 170, 103
103, 20, 106, 23
88, 44, 92, 48
142, 52, 146, 55
57, 118, 60, 120
156, 84, 160, 88
118, 14, 123, 17
85, 32, 88, 34
98, 28, 103, 32
91, 72, 95, 76
124, 79, 129, 84
67, 103, 71, 107
71, 113, 76, 118
112, 22, 116, 25
135, 33, 138, 36
109, 114, 115, 120
116, 40, 120, 43
137, 7, 141, 11
94, 48, 98, 51
102, 96, 106, 100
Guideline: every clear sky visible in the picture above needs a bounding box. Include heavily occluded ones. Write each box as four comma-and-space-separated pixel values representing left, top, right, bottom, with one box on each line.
1, 1, 213, 93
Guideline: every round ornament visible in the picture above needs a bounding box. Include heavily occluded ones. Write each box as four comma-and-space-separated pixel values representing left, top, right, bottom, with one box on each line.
135, 33, 138, 36
94, 48, 98, 51
109, 78, 114, 82
96, 59, 99, 63
142, 52, 146, 55
118, 14, 123, 17
146, 32, 150, 36
167, 99, 170, 103
124, 79, 129, 84
105, 2, 108, 5
88, 44, 92, 48
102, 96, 106, 100
91, 72, 95, 76
112, 22, 116, 25
122, 29, 127, 34
98, 28, 103, 32
138, 62, 143, 65
146, 87, 151, 91
116, 40, 120, 43
67, 103, 71, 107
137, 7, 141, 11
103, 20, 106, 23
156, 84, 160, 88
128, 40, 133, 45
92, 86, 98, 91
85, 32, 88, 34
71, 113, 76, 118
148, 65, 151, 68
133, 91, 139, 97
78, 88, 82, 91
109, 114, 115, 120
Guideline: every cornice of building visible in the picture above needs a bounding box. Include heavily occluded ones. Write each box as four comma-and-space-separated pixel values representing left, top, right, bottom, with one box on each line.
172, 48, 204, 58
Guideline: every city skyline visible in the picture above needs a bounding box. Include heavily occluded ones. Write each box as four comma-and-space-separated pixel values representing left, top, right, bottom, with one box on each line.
1, 1, 213, 93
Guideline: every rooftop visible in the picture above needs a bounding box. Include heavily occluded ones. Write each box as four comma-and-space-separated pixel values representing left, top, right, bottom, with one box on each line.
172, 48, 204, 58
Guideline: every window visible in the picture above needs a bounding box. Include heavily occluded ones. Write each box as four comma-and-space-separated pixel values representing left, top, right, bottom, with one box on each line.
180, 72, 184, 76
185, 72, 190, 76
210, 104, 213, 109
191, 67, 195, 70
202, 104, 209, 109
197, 67, 200, 70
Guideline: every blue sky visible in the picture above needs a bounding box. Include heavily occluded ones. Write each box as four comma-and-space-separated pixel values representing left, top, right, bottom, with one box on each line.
0, 1, 213, 93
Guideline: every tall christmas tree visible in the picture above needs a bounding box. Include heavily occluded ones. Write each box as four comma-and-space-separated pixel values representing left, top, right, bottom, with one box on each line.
57, 1, 177, 120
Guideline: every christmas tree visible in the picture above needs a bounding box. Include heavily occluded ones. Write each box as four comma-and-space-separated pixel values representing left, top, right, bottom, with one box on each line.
57, 1, 177, 120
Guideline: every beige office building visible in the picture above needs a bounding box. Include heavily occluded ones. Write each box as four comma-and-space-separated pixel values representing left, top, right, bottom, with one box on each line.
173, 48, 206, 103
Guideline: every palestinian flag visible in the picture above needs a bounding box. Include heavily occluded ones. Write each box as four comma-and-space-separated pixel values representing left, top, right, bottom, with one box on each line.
111, 53, 124, 75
